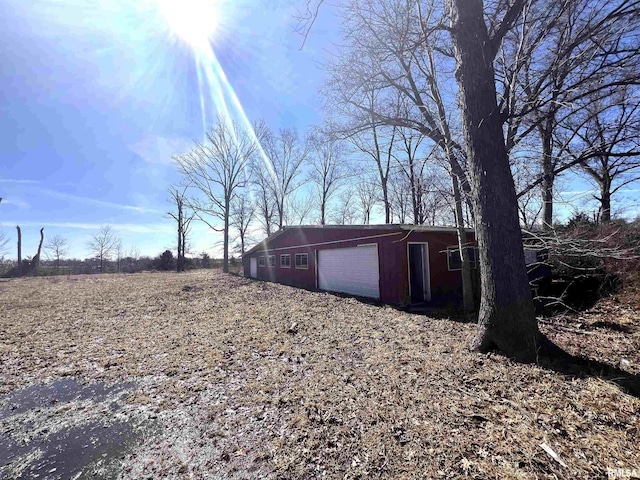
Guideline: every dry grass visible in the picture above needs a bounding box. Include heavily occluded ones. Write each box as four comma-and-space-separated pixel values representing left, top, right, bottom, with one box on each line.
0, 270, 639, 479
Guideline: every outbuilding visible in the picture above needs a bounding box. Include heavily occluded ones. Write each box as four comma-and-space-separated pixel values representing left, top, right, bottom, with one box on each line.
242, 225, 477, 306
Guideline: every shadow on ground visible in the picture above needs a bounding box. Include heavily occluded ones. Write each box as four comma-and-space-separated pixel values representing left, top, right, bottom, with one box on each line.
535, 336, 640, 399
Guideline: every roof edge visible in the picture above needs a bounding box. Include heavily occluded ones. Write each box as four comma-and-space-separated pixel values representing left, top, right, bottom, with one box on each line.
243, 224, 475, 256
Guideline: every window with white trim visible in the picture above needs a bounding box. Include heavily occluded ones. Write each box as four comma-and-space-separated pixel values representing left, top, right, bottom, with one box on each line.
258, 256, 265, 267
268, 255, 275, 267
447, 246, 477, 271
295, 253, 308, 269
280, 254, 291, 268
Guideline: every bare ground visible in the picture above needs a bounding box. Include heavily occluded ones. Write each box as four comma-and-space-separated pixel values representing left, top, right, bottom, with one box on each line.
0, 270, 638, 479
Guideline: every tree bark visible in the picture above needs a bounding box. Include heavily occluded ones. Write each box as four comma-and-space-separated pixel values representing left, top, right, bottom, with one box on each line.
382, 178, 390, 224
32, 228, 44, 273
320, 196, 326, 225
450, 0, 539, 362
177, 202, 183, 272
599, 175, 612, 223
452, 174, 475, 313
223, 203, 230, 273
540, 122, 555, 229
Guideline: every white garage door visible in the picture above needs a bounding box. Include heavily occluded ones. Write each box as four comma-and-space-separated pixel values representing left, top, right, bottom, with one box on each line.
318, 245, 380, 299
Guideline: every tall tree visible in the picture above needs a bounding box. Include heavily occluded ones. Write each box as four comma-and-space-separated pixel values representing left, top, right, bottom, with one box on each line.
175, 117, 259, 273
308, 134, 351, 224
114, 239, 124, 273
355, 175, 379, 224
250, 160, 277, 236
261, 127, 311, 230
392, 128, 429, 225
331, 190, 360, 225
168, 184, 196, 272
230, 192, 255, 256
87, 225, 118, 272
498, 0, 640, 227
557, 87, 640, 222
448, 0, 538, 360
349, 95, 398, 224
44, 234, 68, 271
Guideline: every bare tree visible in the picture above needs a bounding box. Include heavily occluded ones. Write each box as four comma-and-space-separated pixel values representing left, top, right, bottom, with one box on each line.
416, 164, 457, 227
44, 234, 68, 271
175, 116, 259, 273
388, 173, 411, 224
285, 192, 316, 226
556, 87, 640, 223
392, 128, 429, 224
250, 160, 277, 236
168, 184, 196, 272
230, 192, 255, 257
448, 0, 540, 359
308, 133, 351, 224
330, 189, 360, 225
342, 95, 398, 224
355, 175, 379, 224
87, 225, 119, 272
261, 126, 312, 230
498, 0, 640, 228
114, 240, 125, 273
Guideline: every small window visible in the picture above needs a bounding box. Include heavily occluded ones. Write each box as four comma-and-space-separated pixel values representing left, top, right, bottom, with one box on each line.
258, 256, 265, 267
447, 246, 477, 271
268, 255, 275, 267
280, 254, 291, 268
295, 253, 308, 269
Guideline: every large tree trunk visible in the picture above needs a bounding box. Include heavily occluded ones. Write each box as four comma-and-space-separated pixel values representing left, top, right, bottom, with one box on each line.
223, 205, 230, 273
450, 0, 539, 362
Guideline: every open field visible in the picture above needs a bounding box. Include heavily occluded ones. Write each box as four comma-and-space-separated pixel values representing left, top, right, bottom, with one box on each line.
1, 270, 639, 479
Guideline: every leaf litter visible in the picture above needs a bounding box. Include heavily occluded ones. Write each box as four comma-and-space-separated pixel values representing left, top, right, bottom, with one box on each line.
0, 270, 638, 479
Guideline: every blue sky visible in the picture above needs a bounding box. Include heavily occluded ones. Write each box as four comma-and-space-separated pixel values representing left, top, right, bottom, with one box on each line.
0, 0, 339, 259
1, 0, 637, 261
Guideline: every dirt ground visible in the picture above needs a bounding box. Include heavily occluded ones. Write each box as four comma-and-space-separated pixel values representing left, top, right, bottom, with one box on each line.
0, 270, 638, 479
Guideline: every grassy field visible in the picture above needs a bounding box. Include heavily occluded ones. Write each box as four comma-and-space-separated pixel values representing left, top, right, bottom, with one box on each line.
1, 270, 639, 479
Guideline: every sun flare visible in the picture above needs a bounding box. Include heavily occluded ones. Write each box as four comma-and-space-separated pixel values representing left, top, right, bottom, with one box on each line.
155, 0, 219, 50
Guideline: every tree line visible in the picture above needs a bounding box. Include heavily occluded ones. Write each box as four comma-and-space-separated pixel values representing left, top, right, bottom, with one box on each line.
0, 223, 218, 277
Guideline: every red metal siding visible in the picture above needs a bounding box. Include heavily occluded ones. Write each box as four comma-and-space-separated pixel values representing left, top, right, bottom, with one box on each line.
242, 227, 475, 305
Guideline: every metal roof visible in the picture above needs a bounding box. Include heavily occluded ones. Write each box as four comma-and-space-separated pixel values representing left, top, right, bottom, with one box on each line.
243, 224, 474, 256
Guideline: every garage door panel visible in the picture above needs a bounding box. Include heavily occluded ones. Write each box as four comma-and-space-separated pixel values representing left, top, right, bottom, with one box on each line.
318, 246, 380, 299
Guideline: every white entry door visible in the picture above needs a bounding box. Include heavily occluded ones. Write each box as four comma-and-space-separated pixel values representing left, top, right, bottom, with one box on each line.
318, 245, 380, 299
250, 257, 257, 278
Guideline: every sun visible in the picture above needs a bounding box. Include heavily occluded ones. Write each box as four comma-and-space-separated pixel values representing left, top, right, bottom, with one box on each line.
155, 0, 219, 50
